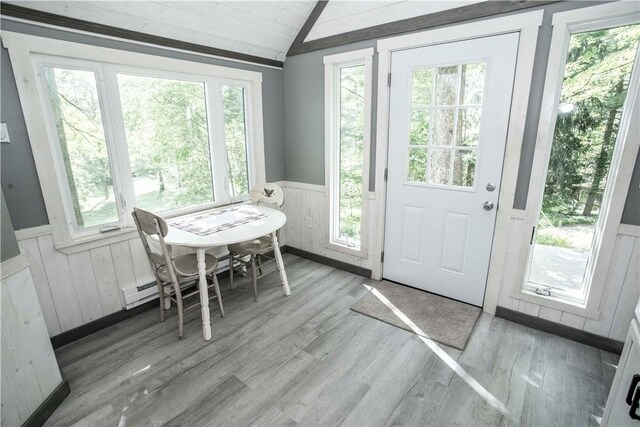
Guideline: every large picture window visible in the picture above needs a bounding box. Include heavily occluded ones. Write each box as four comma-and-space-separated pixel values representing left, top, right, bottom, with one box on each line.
40, 59, 255, 236
324, 48, 373, 255
3, 32, 265, 248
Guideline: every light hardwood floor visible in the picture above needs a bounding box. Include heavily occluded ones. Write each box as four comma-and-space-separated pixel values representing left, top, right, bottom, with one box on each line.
47, 254, 618, 426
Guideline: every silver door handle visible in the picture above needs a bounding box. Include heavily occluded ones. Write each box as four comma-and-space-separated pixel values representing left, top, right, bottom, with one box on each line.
483, 201, 494, 211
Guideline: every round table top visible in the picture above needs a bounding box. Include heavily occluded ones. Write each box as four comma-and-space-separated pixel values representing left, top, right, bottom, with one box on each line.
163, 205, 286, 248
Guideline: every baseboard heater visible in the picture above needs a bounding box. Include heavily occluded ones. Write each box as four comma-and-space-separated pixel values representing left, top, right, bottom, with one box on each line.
121, 257, 230, 309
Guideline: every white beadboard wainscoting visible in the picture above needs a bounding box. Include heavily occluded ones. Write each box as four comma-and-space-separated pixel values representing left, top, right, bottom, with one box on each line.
1, 254, 63, 426
15, 226, 230, 337
497, 217, 640, 342
279, 181, 377, 271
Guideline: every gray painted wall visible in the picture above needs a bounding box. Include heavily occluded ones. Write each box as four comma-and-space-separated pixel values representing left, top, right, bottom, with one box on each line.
1, 190, 20, 262
282, 1, 640, 226
0, 19, 285, 230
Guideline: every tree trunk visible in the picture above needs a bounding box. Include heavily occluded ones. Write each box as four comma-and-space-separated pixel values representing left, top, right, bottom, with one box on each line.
582, 79, 624, 216
45, 70, 85, 227
158, 170, 165, 192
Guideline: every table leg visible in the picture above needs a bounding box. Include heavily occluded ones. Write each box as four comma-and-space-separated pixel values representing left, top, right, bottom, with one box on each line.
271, 232, 290, 296
197, 249, 212, 341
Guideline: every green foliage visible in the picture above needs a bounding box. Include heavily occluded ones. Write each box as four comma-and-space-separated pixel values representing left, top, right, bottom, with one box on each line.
337, 65, 366, 245
535, 231, 572, 249
540, 23, 639, 234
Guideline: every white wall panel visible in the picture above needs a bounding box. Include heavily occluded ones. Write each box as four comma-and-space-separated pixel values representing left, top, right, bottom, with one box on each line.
1, 263, 63, 425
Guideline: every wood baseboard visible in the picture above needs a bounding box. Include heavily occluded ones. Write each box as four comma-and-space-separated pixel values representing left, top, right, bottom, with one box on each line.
22, 377, 70, 427
495, 306, 624, 354
285, 246, 372, 278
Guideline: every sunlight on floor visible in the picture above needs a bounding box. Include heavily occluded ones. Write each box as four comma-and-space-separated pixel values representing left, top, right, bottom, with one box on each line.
363, 284, 510, 416
132, 364, 151, 377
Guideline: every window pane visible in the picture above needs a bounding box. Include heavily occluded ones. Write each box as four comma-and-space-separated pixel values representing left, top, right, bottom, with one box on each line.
433, 108, 455, 146
410, 109, 430, 145
428, 148, 451, 185
460, 63, 485, 105
407, 147, 427, 183
434, 65, 458, 106
118, 74, 214, 212
222, 85, 250, 199
412, 68, 433, 106
527, 23, 639, 301
452, 149, 476, 187
337, 65, 365, 247
44, 67, 118, 229
456, 107, 482, 147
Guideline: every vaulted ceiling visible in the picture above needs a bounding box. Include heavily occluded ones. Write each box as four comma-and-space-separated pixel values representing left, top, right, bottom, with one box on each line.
2, 1, 486, 64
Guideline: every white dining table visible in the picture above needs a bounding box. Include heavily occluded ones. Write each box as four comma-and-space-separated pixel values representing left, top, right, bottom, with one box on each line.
163, 204, 290, 341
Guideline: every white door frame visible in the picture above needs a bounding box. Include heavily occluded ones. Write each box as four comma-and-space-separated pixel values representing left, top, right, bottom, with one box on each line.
373, 10, 544, 313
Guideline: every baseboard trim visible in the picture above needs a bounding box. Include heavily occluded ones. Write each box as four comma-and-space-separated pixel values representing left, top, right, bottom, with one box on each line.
285, 246, 372, 278
495, 306, 624, 355
50, 299, 157, 349
22, 377, 70, 427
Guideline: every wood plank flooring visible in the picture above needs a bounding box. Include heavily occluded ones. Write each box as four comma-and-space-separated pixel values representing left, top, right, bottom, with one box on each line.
47, 254, 618, 426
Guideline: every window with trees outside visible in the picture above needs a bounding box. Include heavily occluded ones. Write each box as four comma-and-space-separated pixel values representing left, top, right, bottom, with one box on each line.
37, 57, 257, 238
526, 22, 640, 304
325, 49, 373, 254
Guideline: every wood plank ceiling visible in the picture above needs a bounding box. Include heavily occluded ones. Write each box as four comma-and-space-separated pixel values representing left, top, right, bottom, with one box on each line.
305, 0, 485, 42
3, 1, 316, 62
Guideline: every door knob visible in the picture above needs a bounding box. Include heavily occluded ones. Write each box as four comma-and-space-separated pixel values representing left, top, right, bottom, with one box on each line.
483, 201, 494, 211
486, 182, 496, 192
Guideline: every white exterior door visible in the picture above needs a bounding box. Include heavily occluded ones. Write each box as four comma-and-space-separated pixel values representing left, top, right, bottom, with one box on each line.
383, 33, 519, 306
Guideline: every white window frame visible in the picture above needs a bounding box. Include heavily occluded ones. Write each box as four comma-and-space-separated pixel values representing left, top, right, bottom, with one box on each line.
324, 48, 373, 257
512, 2, 640, 319
2, 31, 266, 252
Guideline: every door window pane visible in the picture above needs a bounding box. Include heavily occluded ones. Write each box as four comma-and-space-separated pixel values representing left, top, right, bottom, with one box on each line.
460, 63, 485, 105
452, 149, 477, 187
44, 67, 118, 228
412, 68, 433, 106
118, 74, 214, 213
456, 108, 482, 147
434, 66, 458, 105
408, 147, 428, 183
222, 85, 250, 199
406, 62, 486, 188
410, 110, 430, 145
527, 23, 639, 302
433, 108, 455, 146
428, 149, 451, 185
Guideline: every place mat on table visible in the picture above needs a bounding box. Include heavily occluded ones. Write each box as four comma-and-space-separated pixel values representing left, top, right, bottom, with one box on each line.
169, 206, 266, 236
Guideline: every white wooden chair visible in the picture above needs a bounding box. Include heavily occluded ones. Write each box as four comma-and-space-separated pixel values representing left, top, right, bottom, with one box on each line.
228, 183, 284, 301
132, 208, 224, 339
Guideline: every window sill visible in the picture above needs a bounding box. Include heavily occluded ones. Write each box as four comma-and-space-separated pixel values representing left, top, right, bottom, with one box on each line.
55, 201, 250, 255
55, 227, 140, 255
324, 241, 368, 259
512, 286, 601, 320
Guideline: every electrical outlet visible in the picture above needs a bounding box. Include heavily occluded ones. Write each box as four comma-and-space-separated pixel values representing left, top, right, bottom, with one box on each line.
305, 216, 313, 228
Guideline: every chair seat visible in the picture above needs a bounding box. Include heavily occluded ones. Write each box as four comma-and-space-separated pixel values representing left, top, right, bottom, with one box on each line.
156, 253, 218, 282
228, 236, 273, 255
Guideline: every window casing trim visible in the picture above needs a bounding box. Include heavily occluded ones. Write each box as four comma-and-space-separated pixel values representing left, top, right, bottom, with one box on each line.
510, 2, 640, 319
323, 48, 374, 257
2, 31, 266, 249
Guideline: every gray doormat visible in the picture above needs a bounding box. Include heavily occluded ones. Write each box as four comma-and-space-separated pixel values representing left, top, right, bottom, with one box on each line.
350, 281, 481, 350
